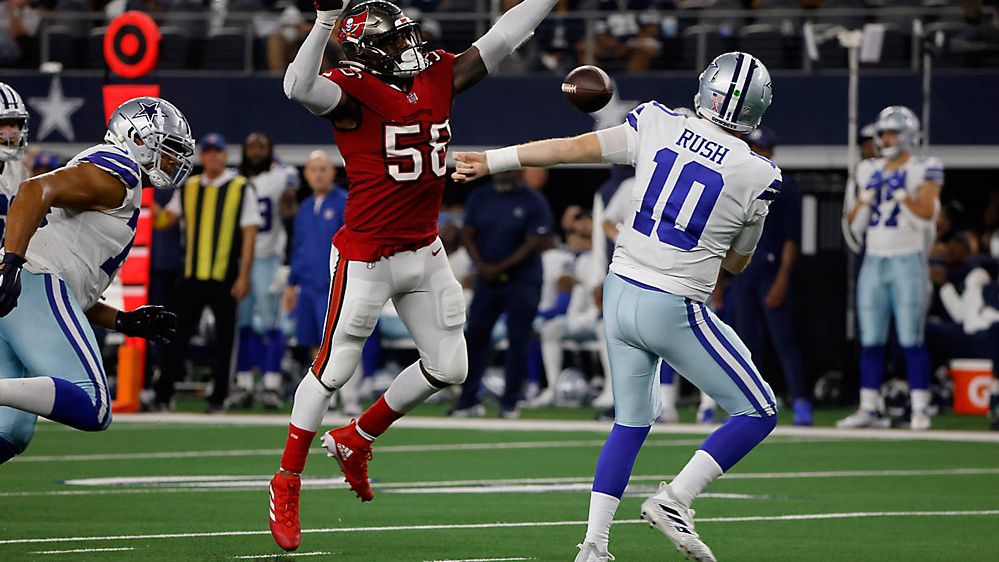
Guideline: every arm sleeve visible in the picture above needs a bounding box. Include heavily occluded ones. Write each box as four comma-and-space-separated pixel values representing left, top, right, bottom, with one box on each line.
472, 0, 559, 73
731, 216, 767, 256
240, 185, 264, 228
595, 123, 638, 166
283, 22, 343, 116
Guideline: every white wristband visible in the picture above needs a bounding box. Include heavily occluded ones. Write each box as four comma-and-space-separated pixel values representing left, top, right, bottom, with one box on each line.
485, 146, 522, 174
316, 10, 342, 29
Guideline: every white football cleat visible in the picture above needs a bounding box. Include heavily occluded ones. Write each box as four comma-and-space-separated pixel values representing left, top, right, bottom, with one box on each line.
835, 409, 890, 429
640, 483, 718, 562
910, 410, 931, 431
574, 541, 615, 562
524, 388, 554, 409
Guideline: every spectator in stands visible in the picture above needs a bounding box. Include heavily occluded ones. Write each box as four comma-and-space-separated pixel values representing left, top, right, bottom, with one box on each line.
284, 150, 347, 360
267, 5, 311, 73
453, 170, 555, 418
579, 0, 661, 72
153, 133, 262, 412
728, 127, 813, 425
0, 0, 40, 68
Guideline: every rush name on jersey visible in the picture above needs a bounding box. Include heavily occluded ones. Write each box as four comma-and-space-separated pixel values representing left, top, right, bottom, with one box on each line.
609, 102, 782, 302
322, 50, 456, 261
18, 144, 143, 310
857, 154, 944, 257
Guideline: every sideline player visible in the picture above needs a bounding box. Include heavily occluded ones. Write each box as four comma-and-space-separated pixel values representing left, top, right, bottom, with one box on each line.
0, 82, 30, 241
0, 97, 191, 463
232, 132, 300, 409
269, 0, 562, 551
840, 106, 942, 431
454, 52, 780, 562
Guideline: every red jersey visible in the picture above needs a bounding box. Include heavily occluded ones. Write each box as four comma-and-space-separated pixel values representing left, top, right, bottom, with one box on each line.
322, 50, 456, 261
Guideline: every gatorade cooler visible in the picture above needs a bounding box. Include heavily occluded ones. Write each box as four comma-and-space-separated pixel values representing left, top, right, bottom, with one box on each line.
949, 359, 993, 415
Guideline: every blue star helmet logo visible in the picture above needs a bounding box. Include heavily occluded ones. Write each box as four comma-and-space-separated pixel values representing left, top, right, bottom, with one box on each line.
132, 101, 160, 122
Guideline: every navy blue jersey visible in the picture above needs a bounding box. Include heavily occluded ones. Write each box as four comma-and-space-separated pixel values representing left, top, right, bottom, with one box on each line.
465, 184, 554, 286
289, 188, 348, 292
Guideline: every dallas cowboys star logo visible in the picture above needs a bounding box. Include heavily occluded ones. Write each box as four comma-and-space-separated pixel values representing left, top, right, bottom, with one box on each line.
132, 101, 160, 122
28, 76, 85, 141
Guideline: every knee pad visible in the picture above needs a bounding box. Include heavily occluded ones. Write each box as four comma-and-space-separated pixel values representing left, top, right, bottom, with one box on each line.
424, 333, 468, 386
316, 344, 363, 390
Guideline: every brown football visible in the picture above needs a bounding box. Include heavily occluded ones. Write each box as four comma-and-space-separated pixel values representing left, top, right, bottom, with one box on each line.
561, 65, 614, 113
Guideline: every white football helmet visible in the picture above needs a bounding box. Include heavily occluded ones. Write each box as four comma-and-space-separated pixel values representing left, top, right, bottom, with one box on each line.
874, 105, 920, 159
105, 97, 195, 189
0, 82, 29, 162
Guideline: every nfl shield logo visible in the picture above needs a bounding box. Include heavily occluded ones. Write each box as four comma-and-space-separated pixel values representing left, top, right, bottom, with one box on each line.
407, 92, 419, 104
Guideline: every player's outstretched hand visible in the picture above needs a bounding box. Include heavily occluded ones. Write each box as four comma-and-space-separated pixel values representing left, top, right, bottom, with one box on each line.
314, 0, 345, 11
0, 253, 25, 318
115, 305, 178, 345
452, 152, 489, 183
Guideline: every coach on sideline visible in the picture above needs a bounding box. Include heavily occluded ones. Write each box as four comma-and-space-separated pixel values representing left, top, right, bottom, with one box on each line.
452, 170, 555, 419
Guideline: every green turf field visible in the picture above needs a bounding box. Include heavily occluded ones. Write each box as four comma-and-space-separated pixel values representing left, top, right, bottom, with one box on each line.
1, 410, 998, 561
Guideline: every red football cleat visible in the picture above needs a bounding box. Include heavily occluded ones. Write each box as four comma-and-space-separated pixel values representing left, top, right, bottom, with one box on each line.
268, 471, 302, 551
321, 420, 375, 502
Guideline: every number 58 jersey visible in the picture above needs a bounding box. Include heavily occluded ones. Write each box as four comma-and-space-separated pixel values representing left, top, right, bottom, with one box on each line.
321, 50, 456, 262
609, 102, 782, 303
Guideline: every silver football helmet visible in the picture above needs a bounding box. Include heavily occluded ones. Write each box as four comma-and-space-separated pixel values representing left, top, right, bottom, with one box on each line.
105, 97, 195, 189
874, 105, 920, 159
0, 82, 29, 162
694, 52, 773, 133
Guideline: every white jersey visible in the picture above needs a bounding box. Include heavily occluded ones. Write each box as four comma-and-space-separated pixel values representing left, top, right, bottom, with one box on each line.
19, 144, 143, 310
608, 102, 781, 302
249, 163, 299, 260
539, 248, 575, 311
856, 154, 943, 257
0, 159, 28, 238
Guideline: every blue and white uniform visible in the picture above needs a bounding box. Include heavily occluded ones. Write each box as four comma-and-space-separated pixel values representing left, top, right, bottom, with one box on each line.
856, 155, 943, 348
0, 144, 142, 452
854, 154, 943, 398
603, 102, 780, 426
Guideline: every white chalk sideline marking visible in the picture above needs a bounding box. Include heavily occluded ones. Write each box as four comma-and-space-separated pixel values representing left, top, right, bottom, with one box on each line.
32, 547, 135, 555
3, 467, 997, 498
233, 552, 331, 559
99, 413, 999, 443
3, 510, 998, 546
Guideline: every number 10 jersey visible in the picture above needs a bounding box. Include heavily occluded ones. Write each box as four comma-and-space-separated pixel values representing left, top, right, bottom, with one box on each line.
609, 102, 783, 303
322, 50, 456, 262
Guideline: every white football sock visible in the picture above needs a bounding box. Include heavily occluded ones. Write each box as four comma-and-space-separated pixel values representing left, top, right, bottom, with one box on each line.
910, 389, 931, 413
668, 449, 723, 507
262, 372, 283, 391
289, 373, 333, 432
383, 361, 438, 413
338, 364, 364, 409
583, 491, 620, 550
0, 377, 57, 417
860, 388, 882, 413
235, 371, 255, 391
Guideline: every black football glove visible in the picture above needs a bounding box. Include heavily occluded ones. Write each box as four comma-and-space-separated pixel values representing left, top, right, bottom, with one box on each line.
115, 305, 178, 345
314, 0, 346, 11
0, 252, 26, 318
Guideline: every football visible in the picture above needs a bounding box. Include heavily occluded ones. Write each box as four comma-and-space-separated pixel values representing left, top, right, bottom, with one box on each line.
561, 65, 614, 113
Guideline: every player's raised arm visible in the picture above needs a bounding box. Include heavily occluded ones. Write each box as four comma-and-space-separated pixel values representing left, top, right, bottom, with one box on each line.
453, 0, 559, 93
452, 123, 636, 182
284, 0, 347, 116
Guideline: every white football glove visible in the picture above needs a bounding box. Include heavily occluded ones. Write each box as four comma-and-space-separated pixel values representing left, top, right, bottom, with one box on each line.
314, 0, 345, 28
891, 188, 909, 203
858, 187, 877, 205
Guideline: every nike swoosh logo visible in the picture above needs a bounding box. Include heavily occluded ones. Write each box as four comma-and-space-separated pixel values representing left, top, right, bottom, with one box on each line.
431, 247, 443, 257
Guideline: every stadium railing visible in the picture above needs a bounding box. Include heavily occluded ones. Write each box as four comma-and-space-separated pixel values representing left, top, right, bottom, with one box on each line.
27, 5, 987, 75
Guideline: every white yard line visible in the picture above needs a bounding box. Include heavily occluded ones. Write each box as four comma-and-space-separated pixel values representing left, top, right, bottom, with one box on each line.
425, 558, 534, 562
100, 413, 999, 443
3, 510, 998, 546
4, 467, 998, 498
32, 547, 135, 555
233, 552, 330, 559
15, 437, 834, 464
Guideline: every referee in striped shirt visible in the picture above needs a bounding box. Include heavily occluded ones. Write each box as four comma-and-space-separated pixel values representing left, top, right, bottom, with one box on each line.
153, 133, 262, 412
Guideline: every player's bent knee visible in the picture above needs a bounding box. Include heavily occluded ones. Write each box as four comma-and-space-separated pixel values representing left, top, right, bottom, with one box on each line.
317, 345, 363, 390
425, 335, 468, 386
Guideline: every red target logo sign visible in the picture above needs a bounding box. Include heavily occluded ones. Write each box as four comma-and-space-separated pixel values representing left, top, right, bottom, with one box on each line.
104, 11, 160, 79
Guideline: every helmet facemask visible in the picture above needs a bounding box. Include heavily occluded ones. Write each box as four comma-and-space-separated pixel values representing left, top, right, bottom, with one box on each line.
0, 116, 28, 162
